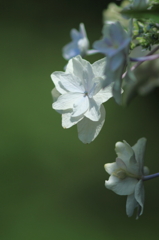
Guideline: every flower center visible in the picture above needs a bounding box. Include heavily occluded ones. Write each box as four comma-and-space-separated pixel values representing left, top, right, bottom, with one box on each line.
84, 91, 88, 97
112, 168, 140, 180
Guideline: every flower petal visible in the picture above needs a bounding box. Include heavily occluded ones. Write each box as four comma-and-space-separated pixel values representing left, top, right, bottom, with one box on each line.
84, 98, 101, 121
126, 194, 138, 217
77, 104, 105, 143
134, 180, 145, 218
70, 29, 81, 40
109, 52, 125, 71
115, 141, 139, 176
53, 92, 82, 110
104, 162, 118, 175
72, 95, 89, 117
132, 138, 147, 174
116, 157, 127, 170
93, 84, 113, 105
115, 141, 134, 163
92, 57, 106, 77
62, 41, 80, 60
105, 175, 138, 195
51, 71, 68, 94
82, 62, 95, 93
57, 72, 84, 93
51, 88, 61, 102
62, 111, 83, 128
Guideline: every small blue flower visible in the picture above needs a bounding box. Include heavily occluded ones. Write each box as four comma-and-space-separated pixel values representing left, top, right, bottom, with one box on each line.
93, 22, 131, 71
62, 23, 89, 60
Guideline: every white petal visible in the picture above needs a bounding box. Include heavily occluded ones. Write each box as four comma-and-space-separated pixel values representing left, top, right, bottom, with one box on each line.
51, 71, 68, 94
88, 80, 102, 98
62, 111, 83, 128
93, 84, 113, 105
51, 88, 61, 102
84, 98, 101, 121
66, 55, 90, 82
126, 194, 138, 217
56, 72, 84, 93
132, 138, 147, 173
105, 175, 138, 195
53, 92, 82, 110
116, 157, 127, 170
66, 56, 85, 82
134, 180, 145, 217
115, 141, 134, 163
77, 104, 105, 143
82, 63, 95, 93
92, 57, 106, 77
115, 141, 140, 175
104, 162, 118, 175
72, 95, 89, 117
78, 38, 89, 55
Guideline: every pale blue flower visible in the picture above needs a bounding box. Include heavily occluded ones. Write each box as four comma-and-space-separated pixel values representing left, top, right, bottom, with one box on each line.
104, 138, 149, 219
93, 22, 131, 71
51, 55, 112, 143
93, 22, 132, 105
62, 23, 89, 60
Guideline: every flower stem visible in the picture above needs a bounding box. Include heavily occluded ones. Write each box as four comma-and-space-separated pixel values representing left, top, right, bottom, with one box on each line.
130, 54, 159, 63
130, 45, 159, 71
86, 49, 100, 55
143, 173, 159, 181
122, 45, 159, 79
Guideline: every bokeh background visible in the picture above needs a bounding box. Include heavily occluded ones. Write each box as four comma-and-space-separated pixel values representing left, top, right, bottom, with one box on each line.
1, 0, 159, 239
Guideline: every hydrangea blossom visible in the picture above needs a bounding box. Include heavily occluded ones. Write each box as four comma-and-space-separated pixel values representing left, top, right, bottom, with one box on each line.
62, 23, 89, 60
51, 55, 113, 143
104, 138, 149, 219
93, 22, 131, 104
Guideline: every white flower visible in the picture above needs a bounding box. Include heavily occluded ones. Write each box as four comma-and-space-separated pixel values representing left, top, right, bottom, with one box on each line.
104, 138, 149, 218
62, 23, 89, 60
51, 55, 113, 143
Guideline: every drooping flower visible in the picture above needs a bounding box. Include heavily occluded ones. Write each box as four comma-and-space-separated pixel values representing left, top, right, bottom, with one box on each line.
62, 23, 89, 60
51, 55, 113, 143
93, 22, 131, 104
104, 138, 149, 219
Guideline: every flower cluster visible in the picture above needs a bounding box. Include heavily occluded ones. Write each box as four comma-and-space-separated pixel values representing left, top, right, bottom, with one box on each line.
51, 0, 159, 219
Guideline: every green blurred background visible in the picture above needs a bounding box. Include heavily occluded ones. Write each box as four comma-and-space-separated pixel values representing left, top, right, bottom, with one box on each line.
1, 0, 159, 239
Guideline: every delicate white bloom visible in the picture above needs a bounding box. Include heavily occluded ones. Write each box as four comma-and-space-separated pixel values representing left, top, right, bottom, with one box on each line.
51, 55, 113, 143
62, 23, 89, 60
104, 138, 149, 219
